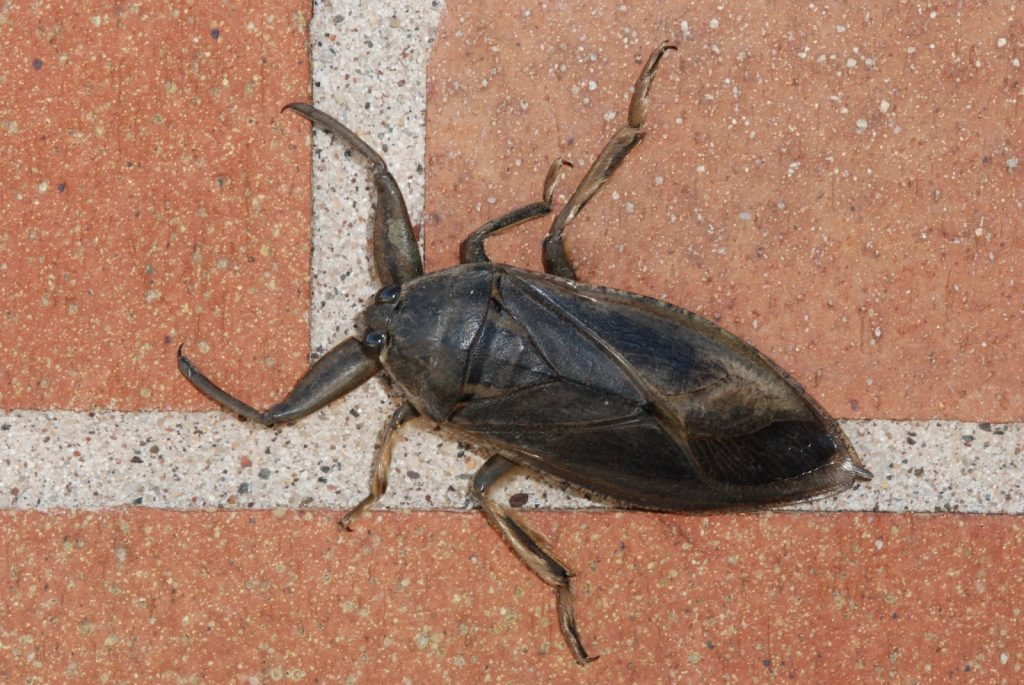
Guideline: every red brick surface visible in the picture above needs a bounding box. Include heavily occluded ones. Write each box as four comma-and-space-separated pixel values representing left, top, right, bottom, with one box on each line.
2, 510, 1022, 682
0, 2, 312, 411
424, 0, 1024, 421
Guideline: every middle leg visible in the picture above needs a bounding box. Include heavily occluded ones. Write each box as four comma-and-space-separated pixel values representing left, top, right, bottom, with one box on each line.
460, 158, 570, 264
339, 401, 419, 530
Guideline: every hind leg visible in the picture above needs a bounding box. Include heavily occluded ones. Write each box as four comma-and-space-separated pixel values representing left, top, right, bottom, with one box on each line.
542, 43, 676, 279
470, 454, 597, 665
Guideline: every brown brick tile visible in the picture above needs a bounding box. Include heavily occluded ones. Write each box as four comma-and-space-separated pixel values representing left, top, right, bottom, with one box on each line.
2, 510, 1022, 681
424, 0, 1024, 421
0, 2, 312, 411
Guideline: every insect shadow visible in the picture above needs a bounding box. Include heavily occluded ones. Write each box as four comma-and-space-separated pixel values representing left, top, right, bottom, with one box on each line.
178, 42, 872, 664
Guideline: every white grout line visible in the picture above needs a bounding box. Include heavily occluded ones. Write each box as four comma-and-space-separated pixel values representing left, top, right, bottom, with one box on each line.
1, 410, 1020, 513
2, 2, 1020, 515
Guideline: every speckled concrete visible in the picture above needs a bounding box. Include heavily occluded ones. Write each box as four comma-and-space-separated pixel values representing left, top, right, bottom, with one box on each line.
3, 413, 1022, 514
3, 509, 1024, 681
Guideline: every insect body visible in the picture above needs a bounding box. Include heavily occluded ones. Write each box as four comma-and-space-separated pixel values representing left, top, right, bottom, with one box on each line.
178, 43, 872, 664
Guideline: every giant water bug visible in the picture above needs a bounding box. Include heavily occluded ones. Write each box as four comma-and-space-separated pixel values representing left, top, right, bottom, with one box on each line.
178, 42, 872, 664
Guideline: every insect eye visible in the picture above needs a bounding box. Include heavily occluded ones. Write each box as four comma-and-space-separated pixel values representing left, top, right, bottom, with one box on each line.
375, 286, 401, 304
363, 330, 387, 348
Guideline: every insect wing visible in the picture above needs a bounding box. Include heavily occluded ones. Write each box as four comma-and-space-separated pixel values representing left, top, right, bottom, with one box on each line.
450, 270, 860, 510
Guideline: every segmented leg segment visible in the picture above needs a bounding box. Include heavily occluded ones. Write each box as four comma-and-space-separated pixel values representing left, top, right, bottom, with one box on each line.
177, 339, 381, 425
543, 42, 677, 279
339, 401, 418, 529
471, 455, 597, 665
460, 158, 571, 264
285, 103, 423, 286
